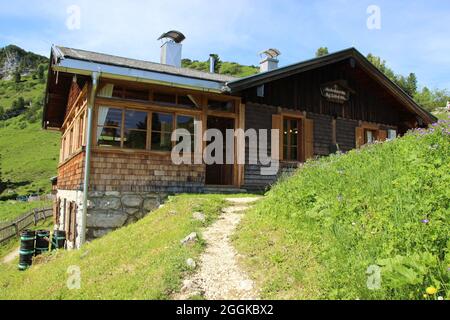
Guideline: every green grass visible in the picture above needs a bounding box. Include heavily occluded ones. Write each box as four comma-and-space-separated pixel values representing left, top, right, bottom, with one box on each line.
0, 200, 52, 223
0, 194, 228, 300
0, 114, 60, 196
234, 120, 450, 300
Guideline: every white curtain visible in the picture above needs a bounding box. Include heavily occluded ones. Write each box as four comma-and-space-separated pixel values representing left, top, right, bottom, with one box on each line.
97, 83, 114, 98
96, 84, 114, 142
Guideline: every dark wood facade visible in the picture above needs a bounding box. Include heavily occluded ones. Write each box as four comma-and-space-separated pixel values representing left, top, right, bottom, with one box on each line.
235, 56, 436, 190
240, 59, 418, 131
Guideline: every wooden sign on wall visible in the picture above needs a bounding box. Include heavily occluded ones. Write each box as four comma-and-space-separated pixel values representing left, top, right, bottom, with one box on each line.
320, 82, 350, 104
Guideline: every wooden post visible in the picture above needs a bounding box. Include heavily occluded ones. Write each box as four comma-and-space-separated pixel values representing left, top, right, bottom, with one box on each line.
13, 223, 19, 237
33, 209, 38, 226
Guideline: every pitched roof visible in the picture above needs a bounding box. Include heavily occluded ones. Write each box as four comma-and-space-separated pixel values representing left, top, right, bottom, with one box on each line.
227, 48, 437, 124
53, 46, 236, 83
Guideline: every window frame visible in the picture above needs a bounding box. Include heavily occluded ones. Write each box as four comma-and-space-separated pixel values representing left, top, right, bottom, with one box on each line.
94, 102, 200, 154
283, 117, 302, 162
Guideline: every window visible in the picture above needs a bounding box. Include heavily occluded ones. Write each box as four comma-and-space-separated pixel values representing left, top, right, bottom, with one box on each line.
151, 113, 173, 151
208, 99, 235, 113
112, 86, 149, 101
153, 92, 177, 105
257, 85, 265, 98
178, 95, 198, 109
283, 118, 301, 161
78, 114, 84, 148
97, 107, 122, 147
388, 129, 397, 140
365, 129, 377, 144
124, 110, 147, 149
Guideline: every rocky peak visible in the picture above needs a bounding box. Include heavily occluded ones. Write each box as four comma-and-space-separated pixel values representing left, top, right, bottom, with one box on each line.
0, 45, 48, 80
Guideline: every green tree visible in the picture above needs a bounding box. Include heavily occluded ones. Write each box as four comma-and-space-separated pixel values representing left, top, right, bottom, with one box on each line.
14, 69, 21, 83
414, 87, 450, 112
37, 64, 46, 82
316, 47, 329, 57
11, 97, 26, 111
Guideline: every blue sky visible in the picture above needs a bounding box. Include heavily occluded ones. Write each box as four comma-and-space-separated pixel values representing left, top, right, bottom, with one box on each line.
1, 0, 449, 89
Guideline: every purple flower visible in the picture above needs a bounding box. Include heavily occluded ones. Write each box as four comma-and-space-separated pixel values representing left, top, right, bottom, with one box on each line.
421, 219, 430, 224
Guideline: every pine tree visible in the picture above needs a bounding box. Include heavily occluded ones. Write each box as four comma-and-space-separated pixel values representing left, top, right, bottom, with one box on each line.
14, 69, 21, 83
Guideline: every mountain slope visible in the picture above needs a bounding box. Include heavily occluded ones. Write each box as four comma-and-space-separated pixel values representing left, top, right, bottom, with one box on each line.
0, 114, 59, 197
234, 120, 450, 300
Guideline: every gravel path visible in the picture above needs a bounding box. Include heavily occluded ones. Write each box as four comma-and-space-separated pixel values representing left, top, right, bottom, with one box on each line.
174, 197, 261, 300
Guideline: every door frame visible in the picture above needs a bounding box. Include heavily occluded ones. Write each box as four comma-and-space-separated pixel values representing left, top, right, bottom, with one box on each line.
205, 114, 237, 187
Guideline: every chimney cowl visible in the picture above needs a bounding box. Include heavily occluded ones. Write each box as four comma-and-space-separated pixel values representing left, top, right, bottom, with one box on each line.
158, 30, 185, 68
259, 48, 281, 73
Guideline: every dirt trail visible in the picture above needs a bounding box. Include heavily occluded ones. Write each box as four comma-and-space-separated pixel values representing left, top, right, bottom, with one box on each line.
2, 247, 19, 264
174, 197, 261, 300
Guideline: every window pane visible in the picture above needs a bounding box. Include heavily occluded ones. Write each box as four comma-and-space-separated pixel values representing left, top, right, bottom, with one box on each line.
290, 147, 298, 161
178, 95, 197, 108
124, 130, 146, 149
366, 130, 375, 143
125, 110, 147, 130
208, 100, 235, 112
388, 129, 397, 140
151, 132, 172, 151
124, 89, 148, 101
290, 129, 298, 147
154, 92, 176, 105
290, 119, 298, 131
177, 115, 195, 133
283, 146, 289, 160
98, 127, 121, 147
152, 113, 173, 132
98, 107, 122, 127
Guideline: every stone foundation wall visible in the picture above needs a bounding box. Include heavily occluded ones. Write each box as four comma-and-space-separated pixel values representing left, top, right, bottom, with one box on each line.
55, 189, 84, 249
86, 191, 167, 240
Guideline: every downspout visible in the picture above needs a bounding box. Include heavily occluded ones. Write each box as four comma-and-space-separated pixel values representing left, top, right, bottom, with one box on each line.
80, 72, 100, 246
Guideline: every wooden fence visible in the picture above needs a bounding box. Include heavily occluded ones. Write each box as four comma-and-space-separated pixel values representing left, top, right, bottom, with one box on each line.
0, 208, 53, 245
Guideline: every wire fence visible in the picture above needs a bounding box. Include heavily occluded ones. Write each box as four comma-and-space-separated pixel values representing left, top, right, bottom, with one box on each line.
0, 208, 53, 245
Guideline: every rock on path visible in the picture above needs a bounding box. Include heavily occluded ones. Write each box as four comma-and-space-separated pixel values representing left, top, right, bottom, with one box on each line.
174, 197, 261, 300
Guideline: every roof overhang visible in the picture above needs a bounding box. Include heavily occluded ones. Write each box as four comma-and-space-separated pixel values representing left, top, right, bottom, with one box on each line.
228, 48, 437, 125
53, 57, 226, 93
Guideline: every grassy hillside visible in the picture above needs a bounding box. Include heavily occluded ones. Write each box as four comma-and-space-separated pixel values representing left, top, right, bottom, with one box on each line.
0, 194, 227, 299
234, 119, 450, 300
0, 114, 59, 197
182, 57, 259, 78
0, 76, 46, 113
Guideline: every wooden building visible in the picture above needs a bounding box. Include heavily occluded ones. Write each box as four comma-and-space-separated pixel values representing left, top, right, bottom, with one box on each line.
43, 32, 436, 247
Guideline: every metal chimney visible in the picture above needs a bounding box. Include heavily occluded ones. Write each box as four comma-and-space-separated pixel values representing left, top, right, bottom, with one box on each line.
259, 48, 281, 73
209, 54, 215, 73
158, 30, 186, 67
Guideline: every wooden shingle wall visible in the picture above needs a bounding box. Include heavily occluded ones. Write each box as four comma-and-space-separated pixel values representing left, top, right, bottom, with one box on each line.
89, 150, 205, 193
57, 152, 85, 190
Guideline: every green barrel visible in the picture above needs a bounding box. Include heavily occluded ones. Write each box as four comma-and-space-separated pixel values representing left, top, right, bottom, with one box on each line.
35, 230, 50, 256
18, 230, 35, 271
51, 230, 66, 250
